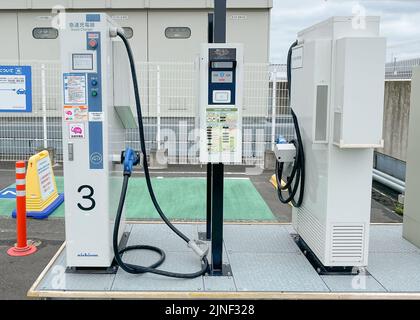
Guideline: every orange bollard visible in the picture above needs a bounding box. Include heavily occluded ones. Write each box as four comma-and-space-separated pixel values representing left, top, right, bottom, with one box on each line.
7, 161, 37, 257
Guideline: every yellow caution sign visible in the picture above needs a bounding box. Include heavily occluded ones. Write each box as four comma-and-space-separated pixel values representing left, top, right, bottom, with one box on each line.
13, 150, 64, 219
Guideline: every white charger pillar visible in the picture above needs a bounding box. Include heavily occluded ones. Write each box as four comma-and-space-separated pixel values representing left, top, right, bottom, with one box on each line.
60, 13, 127, 269
403, 67, 420, 248
291, 17, 386, 268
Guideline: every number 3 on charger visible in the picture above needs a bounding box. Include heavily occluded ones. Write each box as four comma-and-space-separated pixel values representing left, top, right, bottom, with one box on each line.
77, 185, 96, 211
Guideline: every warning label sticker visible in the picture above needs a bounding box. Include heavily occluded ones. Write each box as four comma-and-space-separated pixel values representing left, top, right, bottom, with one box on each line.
69, 122, 85, 139
89, 111, 104, 122
63, 73, 86, 105
64, 105, 88, 122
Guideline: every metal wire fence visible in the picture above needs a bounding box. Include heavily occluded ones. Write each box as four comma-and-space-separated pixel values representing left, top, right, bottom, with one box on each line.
0, 60, 293, 166
385, 58, 420, 81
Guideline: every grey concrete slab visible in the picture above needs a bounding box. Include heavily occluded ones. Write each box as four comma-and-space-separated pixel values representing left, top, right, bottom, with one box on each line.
223, 224, 299, 254
203, 276, 237, 291
228, 252, 329, 292
38, 250, 115, 291
369, 225, 419, 253
321, 275, 386, 292
368, 252, 420, 292
112, 250, 204, 291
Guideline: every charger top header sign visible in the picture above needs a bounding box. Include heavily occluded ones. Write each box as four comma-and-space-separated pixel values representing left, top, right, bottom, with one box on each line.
0, 65, 32, 112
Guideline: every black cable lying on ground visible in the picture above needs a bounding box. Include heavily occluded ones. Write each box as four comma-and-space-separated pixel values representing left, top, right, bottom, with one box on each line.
112, 30, 209, 278
275, 40, 305, 208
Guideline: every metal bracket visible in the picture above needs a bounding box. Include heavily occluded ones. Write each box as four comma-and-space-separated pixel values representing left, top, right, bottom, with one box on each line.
206, 263, 232, 277
198, 232, 209, 241
292, 234, 370, 276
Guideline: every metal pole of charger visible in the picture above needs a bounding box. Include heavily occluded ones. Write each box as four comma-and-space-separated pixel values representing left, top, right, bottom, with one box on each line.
210, 162, 225, 275
208, 0, 229, 276
204, 11, 215, 242
205, 162, 212, 240
214, 0, 226, 43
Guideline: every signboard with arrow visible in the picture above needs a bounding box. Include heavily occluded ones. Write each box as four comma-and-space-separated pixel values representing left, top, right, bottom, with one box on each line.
0, 187, 16, 199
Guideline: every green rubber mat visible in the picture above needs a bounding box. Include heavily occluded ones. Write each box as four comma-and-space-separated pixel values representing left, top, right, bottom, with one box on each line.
0, 177, 275, 221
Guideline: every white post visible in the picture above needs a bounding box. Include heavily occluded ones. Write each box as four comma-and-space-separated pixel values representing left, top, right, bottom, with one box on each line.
41, 64, 48, 149
270, 74, 277, 151
156, 65, 161, 150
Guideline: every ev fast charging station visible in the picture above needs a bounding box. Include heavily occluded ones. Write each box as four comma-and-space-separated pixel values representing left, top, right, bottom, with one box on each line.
60, 13, 128, 268
274, 17, 386, 272
30, 2, 406, 299
60, 12, 385, 276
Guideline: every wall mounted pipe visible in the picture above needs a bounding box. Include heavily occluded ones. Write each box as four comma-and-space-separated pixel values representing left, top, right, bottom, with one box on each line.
372, 170, 405, 193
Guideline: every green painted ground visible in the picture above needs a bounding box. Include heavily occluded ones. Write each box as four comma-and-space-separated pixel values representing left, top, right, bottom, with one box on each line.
0, 177, 275, 221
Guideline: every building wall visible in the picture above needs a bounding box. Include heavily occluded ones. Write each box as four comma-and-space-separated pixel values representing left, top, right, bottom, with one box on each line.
381, 81, 411, 161
0, 11, 19, 62
0, 7, 270, 63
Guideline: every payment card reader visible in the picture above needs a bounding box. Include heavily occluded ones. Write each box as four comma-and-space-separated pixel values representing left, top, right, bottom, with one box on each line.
199, 44, 244, 164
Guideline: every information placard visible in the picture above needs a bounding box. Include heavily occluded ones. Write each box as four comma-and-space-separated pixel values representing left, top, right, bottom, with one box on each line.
0, 65, 32, 112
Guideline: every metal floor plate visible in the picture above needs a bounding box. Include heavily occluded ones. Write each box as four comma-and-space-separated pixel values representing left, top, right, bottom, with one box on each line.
321, 275, 386, 292
31, 223, 420, 298
369, 224, 420, 253
38, 252, 116, 291
228, 252, 329, 292
368, 252, 420, 292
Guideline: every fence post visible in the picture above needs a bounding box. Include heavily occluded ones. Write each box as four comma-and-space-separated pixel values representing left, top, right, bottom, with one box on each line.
41, 64, 48, 149
7, 161, 37, 257
271, 74, 277, 150
156, 64, 161, 150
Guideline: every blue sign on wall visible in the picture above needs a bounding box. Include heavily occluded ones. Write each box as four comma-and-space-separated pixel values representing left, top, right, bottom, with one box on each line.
0, 65, 32, 112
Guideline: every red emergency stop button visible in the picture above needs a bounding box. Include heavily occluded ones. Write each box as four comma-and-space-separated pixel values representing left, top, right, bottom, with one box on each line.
89, 39, 98, 49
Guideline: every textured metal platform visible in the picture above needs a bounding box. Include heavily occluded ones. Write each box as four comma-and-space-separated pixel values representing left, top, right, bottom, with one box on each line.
28, 223, 420, 299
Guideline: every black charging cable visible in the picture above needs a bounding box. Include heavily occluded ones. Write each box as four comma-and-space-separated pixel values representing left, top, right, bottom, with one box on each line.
112, 30, 209, 278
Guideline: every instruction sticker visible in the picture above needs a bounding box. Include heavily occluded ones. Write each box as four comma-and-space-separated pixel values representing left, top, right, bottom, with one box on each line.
37, 156, 55, 201
69, 122, 85, 139
64, 105, 88, 121
89, 111, 104, 122
63, 73, 86, 105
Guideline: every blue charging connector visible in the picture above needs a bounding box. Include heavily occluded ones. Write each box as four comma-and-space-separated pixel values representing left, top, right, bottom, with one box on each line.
122, 148, 140, 176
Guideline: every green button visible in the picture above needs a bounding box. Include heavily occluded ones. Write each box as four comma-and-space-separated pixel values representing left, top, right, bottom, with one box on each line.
92, 90, 98, 97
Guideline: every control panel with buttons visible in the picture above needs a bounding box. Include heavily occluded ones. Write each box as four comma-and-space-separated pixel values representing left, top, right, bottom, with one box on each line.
200, 44, 244, 164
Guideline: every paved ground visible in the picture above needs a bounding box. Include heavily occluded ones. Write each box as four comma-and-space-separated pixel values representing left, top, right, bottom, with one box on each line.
0, 218, 65, 300
0, 162, 402, 299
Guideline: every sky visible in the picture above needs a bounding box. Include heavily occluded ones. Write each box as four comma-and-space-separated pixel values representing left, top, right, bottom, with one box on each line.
270, 0, 420, 63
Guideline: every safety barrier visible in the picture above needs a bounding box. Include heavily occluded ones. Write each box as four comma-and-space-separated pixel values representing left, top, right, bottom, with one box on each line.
6, 161, 37, 257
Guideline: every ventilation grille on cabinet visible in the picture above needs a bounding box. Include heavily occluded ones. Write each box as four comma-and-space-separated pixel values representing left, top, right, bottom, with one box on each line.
330, 224, 365, 262
295, 205, 325, 262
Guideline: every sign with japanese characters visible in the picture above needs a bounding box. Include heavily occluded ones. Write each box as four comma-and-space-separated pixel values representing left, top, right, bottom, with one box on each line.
0, 66, 32, 112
